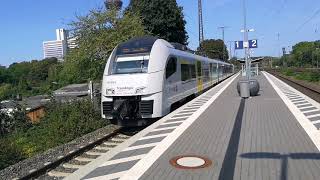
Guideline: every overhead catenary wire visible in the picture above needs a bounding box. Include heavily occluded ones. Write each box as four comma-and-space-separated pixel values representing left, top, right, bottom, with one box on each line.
296, 8, 320, 32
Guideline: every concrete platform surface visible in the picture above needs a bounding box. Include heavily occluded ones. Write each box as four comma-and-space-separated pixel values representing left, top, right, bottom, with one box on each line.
66, 72, 320, 180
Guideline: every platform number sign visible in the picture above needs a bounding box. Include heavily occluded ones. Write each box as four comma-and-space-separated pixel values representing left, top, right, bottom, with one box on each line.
235, 41, 244, 49
249, 39, 258, 48
235, 40, 258, 49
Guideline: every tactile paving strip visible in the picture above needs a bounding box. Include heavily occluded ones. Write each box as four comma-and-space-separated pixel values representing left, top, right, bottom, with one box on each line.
266, 73, 320, 129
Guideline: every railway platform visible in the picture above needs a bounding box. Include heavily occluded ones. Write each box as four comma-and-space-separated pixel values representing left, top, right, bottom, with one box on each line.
66, 72, 320, 180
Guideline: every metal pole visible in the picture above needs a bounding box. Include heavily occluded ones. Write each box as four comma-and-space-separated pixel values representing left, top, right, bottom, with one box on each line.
229, 41, 232, 59
198, 0, 204, 47
243, 0, 250, 80
222, 29, 225, 61
218, 27, 228, 61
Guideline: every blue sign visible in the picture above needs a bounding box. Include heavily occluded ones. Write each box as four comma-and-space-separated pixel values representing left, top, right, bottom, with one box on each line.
235, 41, 244, 49
249, 39, 258, 48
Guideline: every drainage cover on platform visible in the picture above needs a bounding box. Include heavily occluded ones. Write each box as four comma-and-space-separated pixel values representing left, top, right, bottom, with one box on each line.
170, 155, 212, 169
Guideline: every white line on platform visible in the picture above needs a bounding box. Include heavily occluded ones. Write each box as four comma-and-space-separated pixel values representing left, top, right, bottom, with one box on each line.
86, 171, 126, 180
312, 120, 320, 124
294, 102, 309, 106
191, 103, 205, 106
176, 112, 194, 116
307, 114, 320, 119
100, 154, 145, 167
124, 143, 159, 151
289, 97, 304, 100
139, 133, 169, 140
162, 120, 186, 125
150, 126, 176, 132
291, 99, 306, 102
301, 108, 319, 113
297, 104, 313, 108
120, 73, 239, 180
286, 94, 300, 97
264, 72, 320, 151
294, 102, 310, 105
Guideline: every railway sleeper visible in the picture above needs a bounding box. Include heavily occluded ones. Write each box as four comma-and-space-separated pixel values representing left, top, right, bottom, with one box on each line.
95, 146, 112, 151
85, 150, 105, 156
48, 170, 71, 177
75, 156, 95, 162
62, 163, 84, 169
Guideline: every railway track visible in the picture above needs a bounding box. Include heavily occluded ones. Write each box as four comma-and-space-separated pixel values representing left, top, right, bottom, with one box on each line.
268, 71, 320, 103
19, 127, 138, 180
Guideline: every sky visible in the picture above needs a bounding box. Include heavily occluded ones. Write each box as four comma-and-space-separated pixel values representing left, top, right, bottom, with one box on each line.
1, 0, 320, 66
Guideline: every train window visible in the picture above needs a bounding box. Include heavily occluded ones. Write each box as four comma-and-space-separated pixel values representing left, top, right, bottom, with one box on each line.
196, 61, 202, 77
190, 64, 196, 78
116, 36, 157, 56
181, 64, 196, 81
203, 67, 210, 82
166, 57, 177, 79
181, 64, 190, 81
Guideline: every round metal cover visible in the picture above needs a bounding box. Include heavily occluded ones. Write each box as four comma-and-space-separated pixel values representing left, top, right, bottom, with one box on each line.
170, 155, 212, 169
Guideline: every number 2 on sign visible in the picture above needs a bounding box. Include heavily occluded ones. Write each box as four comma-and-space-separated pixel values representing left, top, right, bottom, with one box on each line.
251, 40, 257, 47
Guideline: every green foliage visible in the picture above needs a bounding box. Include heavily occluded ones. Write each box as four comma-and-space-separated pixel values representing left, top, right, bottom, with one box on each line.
0, 100, 108, 169
280, 68, 320, 83
0, 84, 13, 100
0, 104, 31, 136
282, 69, 295, 76
197, 39, 229, 60
58, 8, 146, 85
295, 71, 320, 82
0, 138, 25, 170
127, 0, 188, 44
281, 40, 320, 68
0, 58, 59, 101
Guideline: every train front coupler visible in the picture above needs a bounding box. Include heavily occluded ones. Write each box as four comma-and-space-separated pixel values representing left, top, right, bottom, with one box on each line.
111, 96, 141, 121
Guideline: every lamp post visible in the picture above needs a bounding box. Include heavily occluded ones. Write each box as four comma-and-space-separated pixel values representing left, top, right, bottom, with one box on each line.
242, 0, 249, 80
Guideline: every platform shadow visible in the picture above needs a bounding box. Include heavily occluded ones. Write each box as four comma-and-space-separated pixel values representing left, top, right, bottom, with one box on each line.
240, 152, 320, 180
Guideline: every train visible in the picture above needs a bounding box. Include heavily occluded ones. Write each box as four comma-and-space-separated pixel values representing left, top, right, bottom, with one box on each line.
101, 36, 234, 126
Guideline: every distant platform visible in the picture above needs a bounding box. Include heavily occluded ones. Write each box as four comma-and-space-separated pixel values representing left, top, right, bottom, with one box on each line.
66, 72, 320, 180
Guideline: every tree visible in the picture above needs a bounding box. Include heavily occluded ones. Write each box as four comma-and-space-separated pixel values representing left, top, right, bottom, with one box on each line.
292, 41, 315, 67
58, 8, 146, 84
127, 0, 188, 45
197, 39, 229, 60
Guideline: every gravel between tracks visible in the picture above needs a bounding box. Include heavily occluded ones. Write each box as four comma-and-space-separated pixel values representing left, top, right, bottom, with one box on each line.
0, 124, 119, 180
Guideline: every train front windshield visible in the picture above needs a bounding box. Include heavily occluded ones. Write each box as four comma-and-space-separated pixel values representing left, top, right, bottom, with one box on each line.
110, 36, 157, 74
112, 58, 149, 74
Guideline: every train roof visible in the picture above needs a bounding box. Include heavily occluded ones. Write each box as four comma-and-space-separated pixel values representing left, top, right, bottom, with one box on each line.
115, 36, 232, 66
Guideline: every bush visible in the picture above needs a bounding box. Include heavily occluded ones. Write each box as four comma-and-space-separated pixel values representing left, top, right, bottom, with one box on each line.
0, 137, 25, 170
0, 100, 108, 169
282, 69, 295, 76
280, 68, 320, 83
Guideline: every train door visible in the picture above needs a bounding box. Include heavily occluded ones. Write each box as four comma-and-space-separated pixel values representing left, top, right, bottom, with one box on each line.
217, 63, 220, 82
209, 63, 213, 85
212, 63, 218, 83
164, 57, 179, 105
196, 61, 203, 92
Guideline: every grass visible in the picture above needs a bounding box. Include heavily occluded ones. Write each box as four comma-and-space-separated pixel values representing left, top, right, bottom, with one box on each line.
281, 69, 320, 83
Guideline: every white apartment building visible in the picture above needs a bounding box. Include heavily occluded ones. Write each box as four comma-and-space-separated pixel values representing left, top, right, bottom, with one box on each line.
43, 29, 77, 61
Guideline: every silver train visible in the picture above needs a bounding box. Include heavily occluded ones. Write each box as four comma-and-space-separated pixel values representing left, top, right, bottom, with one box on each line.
101, 36, 234, 126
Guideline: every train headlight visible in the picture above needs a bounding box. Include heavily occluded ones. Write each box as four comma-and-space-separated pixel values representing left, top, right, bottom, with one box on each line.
135, 86, 146, 94
106, 88, 115, 95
